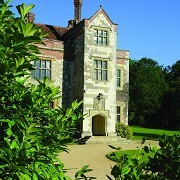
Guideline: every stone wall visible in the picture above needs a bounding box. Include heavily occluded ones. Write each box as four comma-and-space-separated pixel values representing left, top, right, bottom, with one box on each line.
82, 12, 118, 136
116, 49, 129, 124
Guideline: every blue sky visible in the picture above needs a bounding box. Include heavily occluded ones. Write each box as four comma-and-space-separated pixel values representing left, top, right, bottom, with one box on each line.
11, 0, 180, 66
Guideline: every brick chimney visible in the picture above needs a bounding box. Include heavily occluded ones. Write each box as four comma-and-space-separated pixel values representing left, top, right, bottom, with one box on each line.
26, 12, 35, 23
74, 0, 83, 23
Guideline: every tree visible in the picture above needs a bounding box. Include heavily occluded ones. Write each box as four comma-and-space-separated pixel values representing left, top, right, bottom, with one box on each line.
159, 60, 180, 128
0, 1, 87, 179
129, 58, 168, 126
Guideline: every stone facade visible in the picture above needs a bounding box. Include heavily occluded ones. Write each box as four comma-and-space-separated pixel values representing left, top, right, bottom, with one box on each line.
30, 2, 129, 137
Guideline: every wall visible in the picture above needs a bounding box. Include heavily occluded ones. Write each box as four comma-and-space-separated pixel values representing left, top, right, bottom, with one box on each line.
82, 12, 118, 137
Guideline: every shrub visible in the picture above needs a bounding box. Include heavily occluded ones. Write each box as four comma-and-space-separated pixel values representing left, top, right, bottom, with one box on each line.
146, 134, 180, 179
0, 1, 90, 179
116, 122, 133, 140
107, 134, 180, 180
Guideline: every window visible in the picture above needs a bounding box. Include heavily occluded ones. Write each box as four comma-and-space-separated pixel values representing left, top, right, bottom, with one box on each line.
117, 106, 121, 122
94, 29, 108, 45
117, 68, 123, 88
117, 69, 121, 87
32, 60, 51, 80
94, 60, 107, 81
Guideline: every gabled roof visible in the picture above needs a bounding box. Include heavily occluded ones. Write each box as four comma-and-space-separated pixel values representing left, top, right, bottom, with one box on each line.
88, 6, 117, 26
35, 23, 70, 40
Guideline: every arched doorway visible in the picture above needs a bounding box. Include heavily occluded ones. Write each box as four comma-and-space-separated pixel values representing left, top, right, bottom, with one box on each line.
92, 114, 106, 136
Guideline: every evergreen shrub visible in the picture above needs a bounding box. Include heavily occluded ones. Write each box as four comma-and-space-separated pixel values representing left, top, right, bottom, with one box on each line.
116, 122, 133, 140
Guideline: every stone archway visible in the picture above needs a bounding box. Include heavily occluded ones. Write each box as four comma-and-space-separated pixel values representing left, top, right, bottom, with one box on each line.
92, 114, 106, 136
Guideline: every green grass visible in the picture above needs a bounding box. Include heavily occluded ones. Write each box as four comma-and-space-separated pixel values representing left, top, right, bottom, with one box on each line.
106, 149, 150, 163
107, 150, 139, 162
130, 126, 180, 140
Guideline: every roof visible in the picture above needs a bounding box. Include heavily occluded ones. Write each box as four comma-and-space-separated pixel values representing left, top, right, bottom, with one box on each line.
35, 23, 70, 40
89, 6, 117, 26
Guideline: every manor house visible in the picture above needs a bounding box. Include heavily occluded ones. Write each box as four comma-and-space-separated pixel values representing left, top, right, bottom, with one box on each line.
28, 0, 129, 137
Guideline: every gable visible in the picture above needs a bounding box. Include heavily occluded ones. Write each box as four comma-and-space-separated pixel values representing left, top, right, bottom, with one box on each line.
89, 7, 116, 28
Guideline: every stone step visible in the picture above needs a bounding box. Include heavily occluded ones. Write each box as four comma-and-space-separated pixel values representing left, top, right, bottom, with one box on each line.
85, 136, 133, 144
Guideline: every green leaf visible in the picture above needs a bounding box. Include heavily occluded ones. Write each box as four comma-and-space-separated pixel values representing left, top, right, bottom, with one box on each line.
122, 166, 131, 175
33, 173, 38, 180
16, 3, 35, 19
19, 173, 31, 180
6, 128, 12, 136
10, 139, 19, 149
75, 165, 92, 178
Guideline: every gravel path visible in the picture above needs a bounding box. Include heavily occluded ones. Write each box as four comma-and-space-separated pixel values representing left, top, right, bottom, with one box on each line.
58, 140, 159, 179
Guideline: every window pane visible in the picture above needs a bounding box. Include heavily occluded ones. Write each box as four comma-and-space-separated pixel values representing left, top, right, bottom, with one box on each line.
117, 106, 120, 114
32, 70, 35, 78
35, 60, 40, 68
98, 37, 103, 44
103, 37, 107, 45
46, 70, 51, 79
46, 60, 51, 69
103, 31, 107, 37
98, 70, 102, 80
117, 115, 120, 122
94, 60, 97, 68
94, 29, 98, 36
117, 69, 120, 77
94, 60, 107, 81
36, 69, 40, 80
99, 30, 102, 36
94, 29, 108, 46
103, 61, 107, 69
117, 78, 120, 87
42, 60, 46, 68
98, 60, 102, 68
103, 70, 107, 80
94, 69, 98, 80
42, 69, 46, 79
94, 36, 98, 44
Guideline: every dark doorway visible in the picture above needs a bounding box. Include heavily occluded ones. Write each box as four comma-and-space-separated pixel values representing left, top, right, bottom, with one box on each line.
92, 115, 106, 136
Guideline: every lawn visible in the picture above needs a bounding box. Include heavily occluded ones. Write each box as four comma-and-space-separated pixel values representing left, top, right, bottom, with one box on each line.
130, 126, 180, 140
106, 149, 151, 164
107, 149, 140, 162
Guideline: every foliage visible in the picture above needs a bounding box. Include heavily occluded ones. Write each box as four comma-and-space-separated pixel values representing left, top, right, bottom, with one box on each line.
116, 122, 133, 140
129, 58, 168, 126
146, 134, 180, 179
107, 149, 144, 162
131, 126, 180, 140
0, 1, 87, 179
159, 60, 180, 128
107, 134, 180, 180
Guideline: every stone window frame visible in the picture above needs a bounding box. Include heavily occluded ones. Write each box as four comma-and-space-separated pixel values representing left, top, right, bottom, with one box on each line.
92, 27, 110, 46
32, 58, 52, 80
116, 67, 124, 90
116, 103, 123, 122
93, 59, 108, 81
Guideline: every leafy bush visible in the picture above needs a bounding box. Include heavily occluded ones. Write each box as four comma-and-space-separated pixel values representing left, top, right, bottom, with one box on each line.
146, 134, 180, 179
107, 134, 180, 180
0, 1, 90, 179
116, 122, 133, 140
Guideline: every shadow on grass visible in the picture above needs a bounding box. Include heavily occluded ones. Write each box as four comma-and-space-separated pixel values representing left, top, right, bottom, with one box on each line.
133, 132, 163, 140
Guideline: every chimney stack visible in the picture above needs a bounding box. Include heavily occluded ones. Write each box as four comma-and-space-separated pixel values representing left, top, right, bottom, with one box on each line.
26, 12, 35, 23
74, 0, 83, 23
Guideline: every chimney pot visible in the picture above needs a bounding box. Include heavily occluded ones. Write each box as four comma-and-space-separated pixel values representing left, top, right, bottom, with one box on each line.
26, 12, 35, 22
74, 0, 83, 23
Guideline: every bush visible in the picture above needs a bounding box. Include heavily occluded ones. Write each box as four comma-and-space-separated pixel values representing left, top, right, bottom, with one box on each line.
0, 1, 91, 179
116, 122, 133, 140
107, 134, 180, 180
